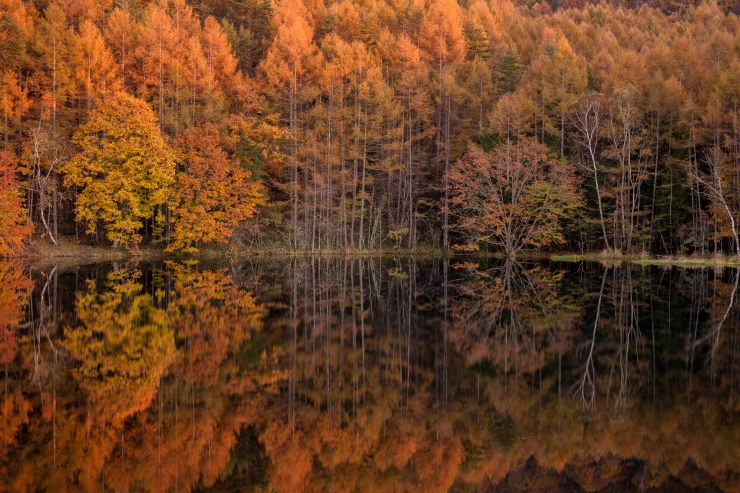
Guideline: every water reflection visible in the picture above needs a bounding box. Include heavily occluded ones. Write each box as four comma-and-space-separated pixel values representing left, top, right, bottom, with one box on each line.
1, 258, 740, 492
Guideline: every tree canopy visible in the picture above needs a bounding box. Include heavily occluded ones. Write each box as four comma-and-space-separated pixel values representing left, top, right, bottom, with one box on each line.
64, 92, 175, 247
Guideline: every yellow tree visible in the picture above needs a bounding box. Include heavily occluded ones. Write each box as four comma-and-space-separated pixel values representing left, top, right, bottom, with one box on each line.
168, 123, 265, 252
64, 92, 175, 247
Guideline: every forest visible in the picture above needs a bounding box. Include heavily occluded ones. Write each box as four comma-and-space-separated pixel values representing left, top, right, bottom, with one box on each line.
3, 0, 740, 256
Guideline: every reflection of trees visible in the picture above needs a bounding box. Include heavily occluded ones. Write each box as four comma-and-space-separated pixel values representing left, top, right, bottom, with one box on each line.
3, 260, 740, 492
251, 259, 740, 493
572, 269, 605, 410
0, 260, 33, 365
95, 262, 266, 492
449, 259, 581, 380
251, 257, 469, 493
0, 260, 33, 484
691, 268, 739, 371
0, 261, 267, 493
169, 261, 263, 387
64, 268, 174, 422
598, 265, 646, 412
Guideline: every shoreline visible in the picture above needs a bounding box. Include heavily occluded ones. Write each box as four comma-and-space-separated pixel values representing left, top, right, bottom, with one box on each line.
550, 252, 740, 267
10, 237, 740, 268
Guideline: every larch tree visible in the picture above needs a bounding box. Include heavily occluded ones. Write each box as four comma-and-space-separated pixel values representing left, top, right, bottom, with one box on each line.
64, 92, 175, 248
168, 123, 265, 252
260, 0, 316, 250
0, 13, 28, 152
0, 152, 32, 256
105, 5, 134, 91
540, 36, 587, 157
419, 0, 466, 250
76, 19, 120, 119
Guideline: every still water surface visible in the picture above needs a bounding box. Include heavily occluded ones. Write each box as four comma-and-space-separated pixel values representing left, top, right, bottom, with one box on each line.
1, 257, 740, 492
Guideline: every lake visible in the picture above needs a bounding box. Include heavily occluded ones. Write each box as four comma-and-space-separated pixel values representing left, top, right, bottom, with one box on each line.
1, 257, 739, 492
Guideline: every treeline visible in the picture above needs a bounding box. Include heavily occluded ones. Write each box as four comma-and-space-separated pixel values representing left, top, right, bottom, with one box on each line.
528, 0, 740, 15
3, 0, 740, 255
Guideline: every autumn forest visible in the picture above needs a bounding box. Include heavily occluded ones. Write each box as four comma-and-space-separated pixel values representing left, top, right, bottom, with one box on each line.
3, 0, 740, 255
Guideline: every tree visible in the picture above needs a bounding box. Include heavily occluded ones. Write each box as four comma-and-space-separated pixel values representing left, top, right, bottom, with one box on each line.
419, 0, 466, 250
540, 36, 587, 157
259, 0, 316, 250
0, 152, 32, 255
105, 5, 134, 90
64, 92, 175, 247
572, 93, 610, 249
168, 123, 265, 252
691, 148, 740, 256
495, 45, 525, 96
75, 19, 119, 119
449, 138, 581, 254
601, 84, 651, 252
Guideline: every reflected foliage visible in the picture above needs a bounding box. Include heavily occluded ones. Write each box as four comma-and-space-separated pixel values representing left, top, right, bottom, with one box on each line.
64, 268, 173, 421
2, 259, 740, 492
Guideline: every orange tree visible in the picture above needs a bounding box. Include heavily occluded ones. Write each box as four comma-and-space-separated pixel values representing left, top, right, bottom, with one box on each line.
449, 138, 581, 254
63, 92, 175, 248
168, 123, 265, 252
0, 152, 32, 256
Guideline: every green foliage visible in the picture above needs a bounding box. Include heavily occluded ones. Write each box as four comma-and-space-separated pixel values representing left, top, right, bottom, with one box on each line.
235, 135, 268, 183
543, 132, 561, 156
586, 64, 601, 92
220, 0, 273, 72
463, 21, 491, 61
495, 45, 525, 96
473, 133, 500, 153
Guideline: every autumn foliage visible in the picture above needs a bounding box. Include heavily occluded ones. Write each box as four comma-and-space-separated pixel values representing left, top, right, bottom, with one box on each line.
450, 139, 581, 253
169, 124, 265, 252
63, 269, 174, 422
2, 259, 740, 491
64, 93, 175, 247
0, 153, 32, 256
5, 0, 740, 254
0, 260, 32, 364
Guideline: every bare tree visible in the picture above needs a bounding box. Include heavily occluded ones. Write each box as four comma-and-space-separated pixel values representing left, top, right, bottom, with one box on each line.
689, 148, 740, 256
572, 94, 609, 250
25, 123, 65, 246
